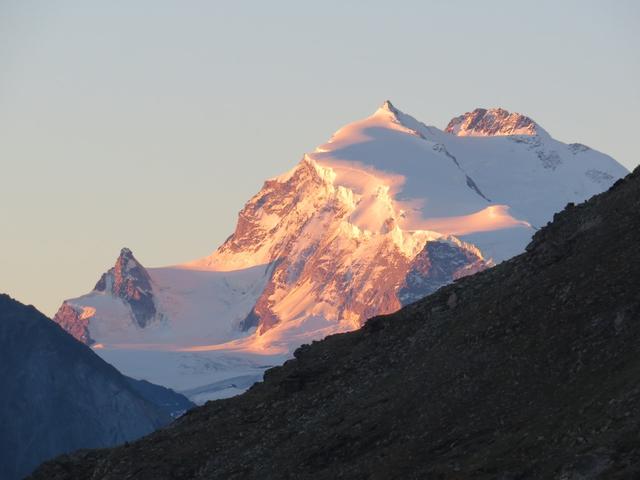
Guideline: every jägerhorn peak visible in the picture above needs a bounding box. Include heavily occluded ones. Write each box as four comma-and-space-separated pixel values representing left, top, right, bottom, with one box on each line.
446, 107, 545, 137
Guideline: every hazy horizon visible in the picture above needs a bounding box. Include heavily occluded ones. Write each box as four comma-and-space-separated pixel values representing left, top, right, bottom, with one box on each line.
1, 0, 638, 316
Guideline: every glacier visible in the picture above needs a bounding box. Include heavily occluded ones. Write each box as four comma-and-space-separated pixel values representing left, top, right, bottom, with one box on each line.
53, 101, 628, 403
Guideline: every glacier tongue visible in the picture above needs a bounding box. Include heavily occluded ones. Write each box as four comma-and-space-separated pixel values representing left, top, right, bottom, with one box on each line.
53, 101, 628, 401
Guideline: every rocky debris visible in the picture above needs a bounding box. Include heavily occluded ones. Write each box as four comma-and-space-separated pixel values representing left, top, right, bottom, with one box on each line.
31, 166, 640, 479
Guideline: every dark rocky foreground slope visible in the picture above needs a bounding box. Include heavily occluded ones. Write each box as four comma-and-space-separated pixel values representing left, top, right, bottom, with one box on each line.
33, 167, 640, 479
0, 295, 191, 480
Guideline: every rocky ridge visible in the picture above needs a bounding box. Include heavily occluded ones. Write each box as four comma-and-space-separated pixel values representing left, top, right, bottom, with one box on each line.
49, 102, 628, 400
446, 107, 542, 136
32, 166, 640, 479
54, 248, 159, 344
0, 294, 181, 480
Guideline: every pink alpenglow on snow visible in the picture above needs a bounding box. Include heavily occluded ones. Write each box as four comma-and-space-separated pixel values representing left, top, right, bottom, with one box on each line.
53, 101, 628, 403
416, 205, 531, 236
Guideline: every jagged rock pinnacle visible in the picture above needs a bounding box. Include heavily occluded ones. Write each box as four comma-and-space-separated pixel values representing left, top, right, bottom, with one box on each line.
379, 100, 399, 116
445, 107, 542, 137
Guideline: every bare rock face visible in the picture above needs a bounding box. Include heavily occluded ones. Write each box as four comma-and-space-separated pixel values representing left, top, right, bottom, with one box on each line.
50, 102, 627, 357
212, 160, 328, 261
51, 302, 94, 345
398, 240, 489, 305
53, 248, 158, 345
30, 168, 640, 479
224, 158, 490, 337
94, 248, 156, 328
446, 107, 541, 137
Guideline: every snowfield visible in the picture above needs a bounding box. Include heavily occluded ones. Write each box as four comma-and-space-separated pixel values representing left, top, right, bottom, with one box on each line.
97, 347, 287, 405
54, 102, 628, 402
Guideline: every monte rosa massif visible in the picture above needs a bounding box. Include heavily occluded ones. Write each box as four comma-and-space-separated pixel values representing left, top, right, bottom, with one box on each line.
53, 102, 628, 402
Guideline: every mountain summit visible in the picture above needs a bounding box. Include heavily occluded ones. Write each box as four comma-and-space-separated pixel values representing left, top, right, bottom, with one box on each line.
33, 165, 640, 480
446, 107, 543, 137
379, 99, 397, 113
55, 247, 158, 346
52, 102, 628, 402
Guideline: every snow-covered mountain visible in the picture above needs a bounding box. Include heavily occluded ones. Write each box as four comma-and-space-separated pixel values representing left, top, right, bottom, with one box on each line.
53, 101, 628, 401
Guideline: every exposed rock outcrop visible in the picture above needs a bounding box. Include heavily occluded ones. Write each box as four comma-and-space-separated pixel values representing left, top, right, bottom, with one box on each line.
53, 248, 158, 344
31, 167, 640, 478
94, 247, 156, 328
446, 107, 542, 136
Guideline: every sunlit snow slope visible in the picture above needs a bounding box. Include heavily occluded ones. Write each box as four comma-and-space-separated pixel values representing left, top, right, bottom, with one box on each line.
54, 102, 627, 402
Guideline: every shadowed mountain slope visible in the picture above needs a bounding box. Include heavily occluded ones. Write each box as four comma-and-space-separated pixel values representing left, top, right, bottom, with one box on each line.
33, 166, 640, 479
0, 296, 191, 480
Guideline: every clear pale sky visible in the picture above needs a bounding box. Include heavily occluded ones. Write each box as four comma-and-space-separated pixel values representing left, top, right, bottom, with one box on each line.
1, 0, 638, 316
